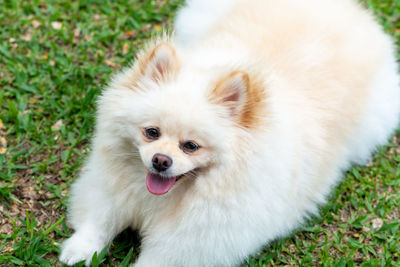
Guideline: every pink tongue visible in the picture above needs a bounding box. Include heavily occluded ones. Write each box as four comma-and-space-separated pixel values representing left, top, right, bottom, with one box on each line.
146, 172, 176, 195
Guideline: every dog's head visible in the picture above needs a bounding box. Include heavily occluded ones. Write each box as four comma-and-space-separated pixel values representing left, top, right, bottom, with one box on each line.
99, 41, 266, 195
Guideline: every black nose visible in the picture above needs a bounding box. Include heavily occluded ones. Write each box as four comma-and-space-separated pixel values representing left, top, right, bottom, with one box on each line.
152, 153, 173, 172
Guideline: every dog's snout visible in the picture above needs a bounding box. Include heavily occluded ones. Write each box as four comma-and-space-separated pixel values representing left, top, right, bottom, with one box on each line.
152, 153, 173, 172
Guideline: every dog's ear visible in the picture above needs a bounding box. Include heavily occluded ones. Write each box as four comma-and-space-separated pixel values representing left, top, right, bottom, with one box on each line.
210, 71, 249, 117
142, 42, 179, 83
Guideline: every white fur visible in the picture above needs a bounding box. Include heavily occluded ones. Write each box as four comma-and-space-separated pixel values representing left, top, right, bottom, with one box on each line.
174, 0, 240, 45
60, 0, 400, 266
347, 52, 400, 165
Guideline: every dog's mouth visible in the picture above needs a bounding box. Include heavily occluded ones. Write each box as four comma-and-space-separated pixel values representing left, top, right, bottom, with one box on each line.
145, 172, 191, 195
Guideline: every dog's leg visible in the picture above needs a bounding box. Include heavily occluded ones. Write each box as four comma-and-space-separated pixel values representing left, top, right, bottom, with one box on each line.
131, 218, 263, 267
59, 221, 115, 266
59, 166, 133, 266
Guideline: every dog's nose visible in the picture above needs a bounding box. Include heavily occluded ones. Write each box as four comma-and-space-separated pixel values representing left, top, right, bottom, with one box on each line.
152, 153, 173, 172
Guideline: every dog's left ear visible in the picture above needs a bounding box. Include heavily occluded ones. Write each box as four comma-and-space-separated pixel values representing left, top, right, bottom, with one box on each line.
143, 43, 179, 83
209, 71, 249, 117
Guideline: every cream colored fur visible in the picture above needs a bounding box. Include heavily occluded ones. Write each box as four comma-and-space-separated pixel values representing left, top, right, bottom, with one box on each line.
60, 0, 400, 266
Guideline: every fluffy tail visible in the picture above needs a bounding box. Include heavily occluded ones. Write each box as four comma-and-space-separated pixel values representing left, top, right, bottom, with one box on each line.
174, 0, 240, 46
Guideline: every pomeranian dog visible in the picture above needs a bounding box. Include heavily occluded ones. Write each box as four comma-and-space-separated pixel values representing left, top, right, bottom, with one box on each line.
60, 0, 400, 266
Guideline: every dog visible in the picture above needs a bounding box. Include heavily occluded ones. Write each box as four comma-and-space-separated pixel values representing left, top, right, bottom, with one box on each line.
60, 0, 400, 266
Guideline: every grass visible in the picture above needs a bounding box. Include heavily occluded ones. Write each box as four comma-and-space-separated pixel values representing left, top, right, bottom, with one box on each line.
0, 0, 399, 266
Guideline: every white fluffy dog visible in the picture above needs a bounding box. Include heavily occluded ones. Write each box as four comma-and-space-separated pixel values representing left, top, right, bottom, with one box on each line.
60, 0, 400, 266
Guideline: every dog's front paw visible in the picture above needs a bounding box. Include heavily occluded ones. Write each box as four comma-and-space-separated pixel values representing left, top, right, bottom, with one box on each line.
59, 233, 104, 266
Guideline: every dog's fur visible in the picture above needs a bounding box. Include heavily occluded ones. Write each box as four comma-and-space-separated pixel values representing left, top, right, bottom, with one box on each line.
60, 0, 400, 266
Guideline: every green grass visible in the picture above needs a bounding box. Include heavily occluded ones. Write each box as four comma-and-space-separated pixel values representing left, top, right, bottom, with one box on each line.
0, 0, 399, 266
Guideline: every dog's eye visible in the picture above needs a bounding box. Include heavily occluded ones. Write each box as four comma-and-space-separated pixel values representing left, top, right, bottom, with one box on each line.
181, 141, 200, 153
144, 127, 160, 140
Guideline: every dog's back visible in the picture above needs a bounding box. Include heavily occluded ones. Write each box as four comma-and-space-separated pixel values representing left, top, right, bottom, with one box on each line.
176, 0, 400, 199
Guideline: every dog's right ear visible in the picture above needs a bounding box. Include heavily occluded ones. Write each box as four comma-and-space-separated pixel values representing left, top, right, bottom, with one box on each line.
141, 42, 179, 83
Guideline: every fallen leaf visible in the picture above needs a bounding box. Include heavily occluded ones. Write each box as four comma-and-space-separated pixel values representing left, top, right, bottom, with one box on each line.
95, 50, 104, 57
153, 24, 162, 31
51, 120, 64, 131
73, 28, 80, 38
362, 226, 370, 232
51, 21, 62, 30
104, 59, 114, 67
22, 31, 32, 41
122, 43, 129, 54
0, 137, 6, 147
125, 31, 138, 38
371, 218, 383, 230
32, 20, 41, 28
0, 147, 6, 154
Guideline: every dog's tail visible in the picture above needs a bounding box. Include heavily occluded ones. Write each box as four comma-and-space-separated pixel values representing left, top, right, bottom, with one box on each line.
174, 0, 240, 45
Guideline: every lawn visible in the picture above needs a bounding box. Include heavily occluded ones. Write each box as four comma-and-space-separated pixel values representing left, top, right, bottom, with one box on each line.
0, 0, 399, 266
